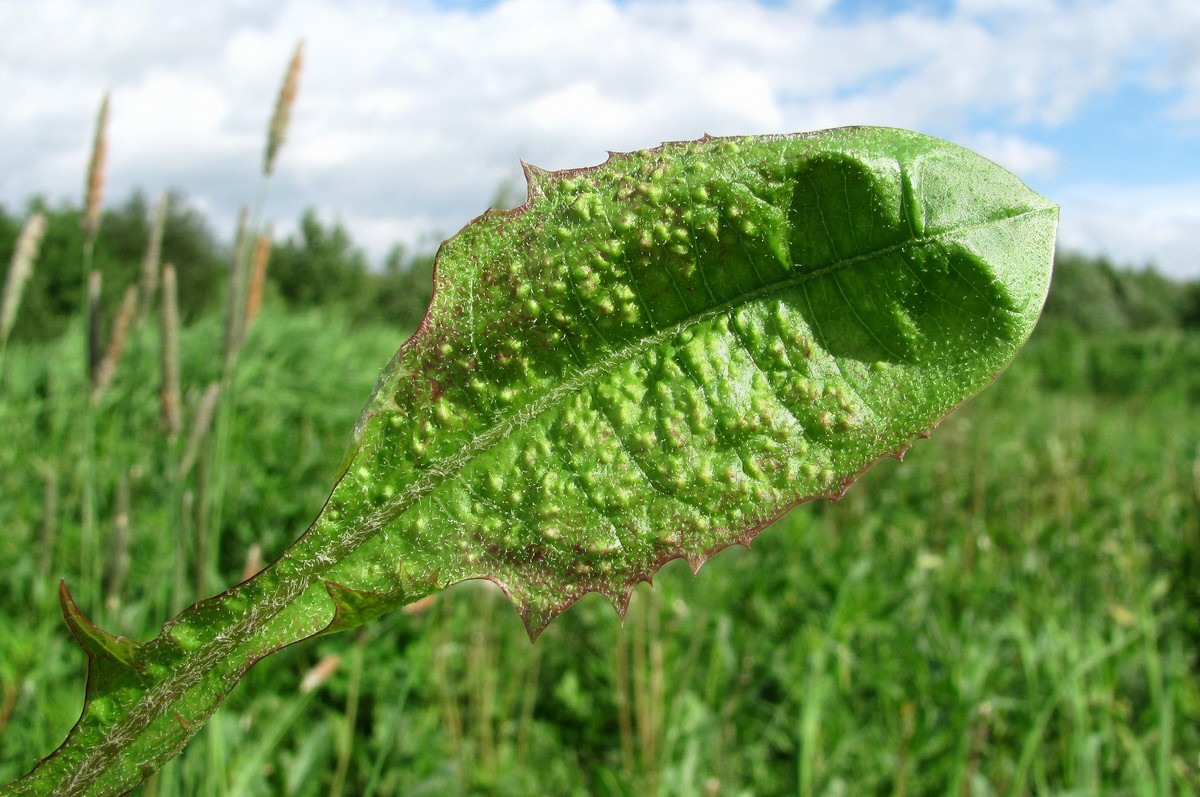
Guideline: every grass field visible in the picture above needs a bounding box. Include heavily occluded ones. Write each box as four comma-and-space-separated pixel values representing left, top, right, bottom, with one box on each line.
1, 307, 1197, 795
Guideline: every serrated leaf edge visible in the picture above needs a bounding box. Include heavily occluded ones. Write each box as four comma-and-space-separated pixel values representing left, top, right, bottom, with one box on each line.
60, 580, 142, 670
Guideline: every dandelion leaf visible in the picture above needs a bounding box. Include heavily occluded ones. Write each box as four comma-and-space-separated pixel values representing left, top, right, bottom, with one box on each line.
318, 127, 1057, 635
4, 127, 1056, 796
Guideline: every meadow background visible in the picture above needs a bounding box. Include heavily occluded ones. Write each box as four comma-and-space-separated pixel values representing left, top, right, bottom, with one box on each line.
0, 165, 1199, 796
2, 0, 1200, 789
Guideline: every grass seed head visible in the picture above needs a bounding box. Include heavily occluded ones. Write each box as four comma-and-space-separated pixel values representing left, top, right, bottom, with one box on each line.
82, 92, 110, 245
138, 192, 170, 318
87, 269, 103, 385
0, 212, 47, 345
178, 382, 221, 479
245, 233, 271, 326
223, 207, 252, 368
160, 263, 183, 438
264, 41, 304, 176
91, 285, 138, 402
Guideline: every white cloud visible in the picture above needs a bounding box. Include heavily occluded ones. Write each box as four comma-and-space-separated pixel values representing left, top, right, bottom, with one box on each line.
962, 132, 1061, 179
0, 0, 1197, 277
1058, 182, 1200, 276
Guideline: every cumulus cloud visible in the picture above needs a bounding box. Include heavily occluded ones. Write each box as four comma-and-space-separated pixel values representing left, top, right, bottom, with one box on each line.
0, 0, 1197, 276
1058, 182, 1200, 274
961, 132, 1061, 179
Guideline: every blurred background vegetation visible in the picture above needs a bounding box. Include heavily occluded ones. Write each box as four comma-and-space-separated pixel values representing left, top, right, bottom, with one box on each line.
4, 189, 1199, 346
0, 192, 437, 345
1, 188, 1198, 794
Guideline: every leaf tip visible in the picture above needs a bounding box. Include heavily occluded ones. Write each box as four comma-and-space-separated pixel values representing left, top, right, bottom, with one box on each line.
517, 604, 552, 643
58, 579, 96, 642
684, 552, 707, 575
58, 579, 83, 628
59, 580, 140, 667
321, 569, 441, 636
520, 160, 552, 198
606, 587, 634, 621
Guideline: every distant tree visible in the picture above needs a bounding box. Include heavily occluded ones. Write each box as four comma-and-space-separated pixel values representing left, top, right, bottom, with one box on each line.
269, 209, 370, 310
0, 207, 22, 261
15, 199, 88, 341
1042, 253, 1129, 332
160, 194, 224, 322
1110, 265, 1186, 330
1043, 252, 1191, 332
371, 243, 435, 332
1182, 280, 1200, 330
0, 190, 225, 342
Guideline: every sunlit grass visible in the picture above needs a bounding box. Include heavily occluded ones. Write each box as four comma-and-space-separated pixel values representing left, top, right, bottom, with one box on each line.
1, 313, 1197, 795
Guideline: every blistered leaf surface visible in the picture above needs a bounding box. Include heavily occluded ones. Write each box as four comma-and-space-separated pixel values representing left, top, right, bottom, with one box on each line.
308, 127, 1056, 632
3, 128, 1056, 796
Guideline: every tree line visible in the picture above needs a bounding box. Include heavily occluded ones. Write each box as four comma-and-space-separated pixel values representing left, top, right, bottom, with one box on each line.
0, 191, 436, 343
1, 189, 1198, 344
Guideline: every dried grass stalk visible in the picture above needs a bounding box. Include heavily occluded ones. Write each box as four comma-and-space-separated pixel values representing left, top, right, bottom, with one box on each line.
39, 465, 59, 575
299, 654, 341, 694
91, 284, 137, 402
105, 473, 131, 610
222, 207, 251, 369
138, 191, 170, 319
82, 93, 110, 246
0, 211, 46, 346
241, 542, 264, 582
178, 381, 221, 479
244, 233, 271, 327
160, 263, 183, 438
87, 270, 103, 387
264, 41, 304, 176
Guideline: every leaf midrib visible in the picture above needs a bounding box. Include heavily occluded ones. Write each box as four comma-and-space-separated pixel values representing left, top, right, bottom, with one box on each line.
325, 204, 1052, 561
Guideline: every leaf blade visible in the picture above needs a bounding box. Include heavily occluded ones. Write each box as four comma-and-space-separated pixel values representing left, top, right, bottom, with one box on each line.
3, 127, 1056, 795
316, 127, 1056, 633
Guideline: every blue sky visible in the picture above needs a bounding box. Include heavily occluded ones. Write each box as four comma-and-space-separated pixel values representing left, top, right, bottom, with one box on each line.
1, 0, 1197, 276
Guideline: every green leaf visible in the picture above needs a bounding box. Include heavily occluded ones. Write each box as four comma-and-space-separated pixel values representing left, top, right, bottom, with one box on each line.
317, 127, 1055, 632
2, 127, 1056, 796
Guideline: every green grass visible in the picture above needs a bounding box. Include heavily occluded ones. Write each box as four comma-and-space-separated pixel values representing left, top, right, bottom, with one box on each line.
1, 308, 1197, 795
